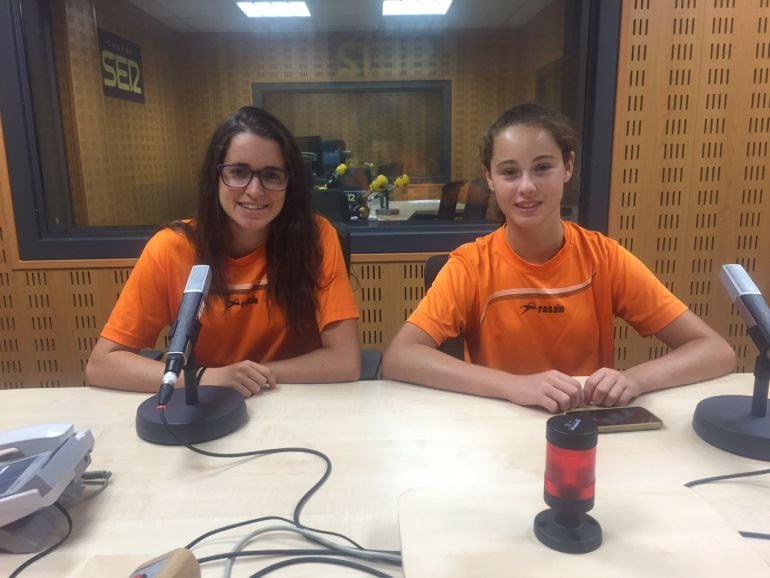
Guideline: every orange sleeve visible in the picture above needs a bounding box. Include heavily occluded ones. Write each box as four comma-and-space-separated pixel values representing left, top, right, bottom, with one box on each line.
610, 242, 688, 336
314, 218, 360, 331
100, 229, 193, 350
407, 249, 478, 346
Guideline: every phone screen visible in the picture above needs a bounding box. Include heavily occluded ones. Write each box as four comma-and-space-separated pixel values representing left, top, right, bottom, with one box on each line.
563, 406, 663, 433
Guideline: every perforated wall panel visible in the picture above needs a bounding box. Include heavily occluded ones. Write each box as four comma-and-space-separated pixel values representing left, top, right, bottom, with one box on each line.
610, 0, 770, 372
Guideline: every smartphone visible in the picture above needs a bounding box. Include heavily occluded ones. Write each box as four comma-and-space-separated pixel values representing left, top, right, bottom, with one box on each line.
563, 406, 663, 433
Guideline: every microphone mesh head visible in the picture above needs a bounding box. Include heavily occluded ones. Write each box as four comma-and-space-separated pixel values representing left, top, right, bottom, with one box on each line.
184, 265, 212, 295
720, 264, 760, 302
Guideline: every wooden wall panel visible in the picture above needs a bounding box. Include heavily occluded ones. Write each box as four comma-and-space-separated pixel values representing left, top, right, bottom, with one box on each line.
610, 0, 770, 372
350, 260, 426, 349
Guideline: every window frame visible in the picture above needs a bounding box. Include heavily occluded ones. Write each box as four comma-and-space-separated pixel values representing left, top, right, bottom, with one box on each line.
253, 80, 452, 185
0, 0, 620, 260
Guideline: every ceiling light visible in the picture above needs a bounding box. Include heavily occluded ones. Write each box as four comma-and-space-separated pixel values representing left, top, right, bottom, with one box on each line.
236, 2, 311, 18
382, 0, 453, 16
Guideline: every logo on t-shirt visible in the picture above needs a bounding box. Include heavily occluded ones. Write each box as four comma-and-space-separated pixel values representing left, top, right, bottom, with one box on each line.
226, 294, 259, 310
481, 276, 591, 325
225, 280, 268, 311
520, 301, 565, 315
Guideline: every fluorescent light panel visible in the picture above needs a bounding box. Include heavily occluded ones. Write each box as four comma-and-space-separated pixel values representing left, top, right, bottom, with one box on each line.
382, 0, 452, 16
236, 2, 310, 18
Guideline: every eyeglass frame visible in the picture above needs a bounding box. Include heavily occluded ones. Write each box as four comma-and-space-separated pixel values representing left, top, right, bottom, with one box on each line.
216, 163, 291, 191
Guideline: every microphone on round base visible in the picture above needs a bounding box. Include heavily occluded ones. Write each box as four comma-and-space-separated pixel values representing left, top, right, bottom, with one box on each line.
136, 385, 247, 446
534, 414, 602, 554
693, 393, 770, 461
134, 264, 248, 446
693, 264, 770, 462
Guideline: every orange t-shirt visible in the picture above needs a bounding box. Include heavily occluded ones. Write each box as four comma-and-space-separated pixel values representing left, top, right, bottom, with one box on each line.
101, 217, 359, 367
408, 222, 688, 376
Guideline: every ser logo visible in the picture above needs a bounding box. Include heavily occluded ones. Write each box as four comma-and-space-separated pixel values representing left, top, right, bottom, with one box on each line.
98, 29, 145, 103
520, 302, 565, 315
101, 50, 142, 96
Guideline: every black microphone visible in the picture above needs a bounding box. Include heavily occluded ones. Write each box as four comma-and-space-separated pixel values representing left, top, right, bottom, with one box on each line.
720, 264, 770, 355
158, 265, 211, 406
136, 264, 247, 445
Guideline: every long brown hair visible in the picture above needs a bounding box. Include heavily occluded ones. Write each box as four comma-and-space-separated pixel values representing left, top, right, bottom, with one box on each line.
173, 106, 321, 336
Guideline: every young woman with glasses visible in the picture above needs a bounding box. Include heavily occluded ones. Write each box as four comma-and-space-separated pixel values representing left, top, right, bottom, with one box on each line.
382, 103, 735, 413
86, 107, 361, 396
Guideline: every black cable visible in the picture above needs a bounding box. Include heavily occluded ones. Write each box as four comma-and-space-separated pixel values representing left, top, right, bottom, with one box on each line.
684, 467, 770, 488
684, 467, 770, 541
81, 470, 112, 481
187, 514, 389, 553
8, 502, 72, 578
196, 548, 349, 564
159, 407, 366, 549
186, 515, 296, 549
186, 514, 400, 556
160, 424, 366, 550
739, 531, 770, 540
247, 556, 394, 577
158, 407, 401, 577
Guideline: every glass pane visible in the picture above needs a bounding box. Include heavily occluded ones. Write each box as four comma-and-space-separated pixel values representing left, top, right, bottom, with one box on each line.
25, 0, 584, 233
263, 88, 446, 181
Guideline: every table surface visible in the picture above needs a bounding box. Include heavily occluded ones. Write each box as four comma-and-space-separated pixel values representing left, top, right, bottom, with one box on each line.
0, 375, 769, 577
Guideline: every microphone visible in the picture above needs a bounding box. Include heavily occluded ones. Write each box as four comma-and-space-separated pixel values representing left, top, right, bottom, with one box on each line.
692, 264, 770, 461
720, 264, 770, 355
534, 414, 602, 553
158, 265, 212, 405
135, 265, 248, 446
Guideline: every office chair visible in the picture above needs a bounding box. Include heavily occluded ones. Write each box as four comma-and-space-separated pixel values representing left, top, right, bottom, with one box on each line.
331, 221, 382, 380
423, 254, 465, 361
437, 179, 467, 220
408, 179, 467, 220
337, 168, 370, 192
462, 178, 491, 221
312, 188, 350, 223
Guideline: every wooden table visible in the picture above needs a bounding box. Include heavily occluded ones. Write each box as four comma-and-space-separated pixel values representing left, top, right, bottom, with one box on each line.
0, 375, 769, 577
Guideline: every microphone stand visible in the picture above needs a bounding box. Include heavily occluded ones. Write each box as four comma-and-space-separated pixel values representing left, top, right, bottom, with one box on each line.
184, 349, 199, 406
751, 353, 770, 418
693, 349, 770, 461
136, 351, 248, 446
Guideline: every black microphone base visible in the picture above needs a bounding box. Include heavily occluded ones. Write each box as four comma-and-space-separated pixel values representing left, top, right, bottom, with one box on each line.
136, 386, 248, 445
693, 395, 770, 461
534, 508, 602, 554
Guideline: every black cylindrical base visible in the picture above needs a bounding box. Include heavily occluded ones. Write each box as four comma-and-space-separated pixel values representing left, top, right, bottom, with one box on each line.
692, 395, 770, 461
534, 508, 602, 554
136, 386, 248, 445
